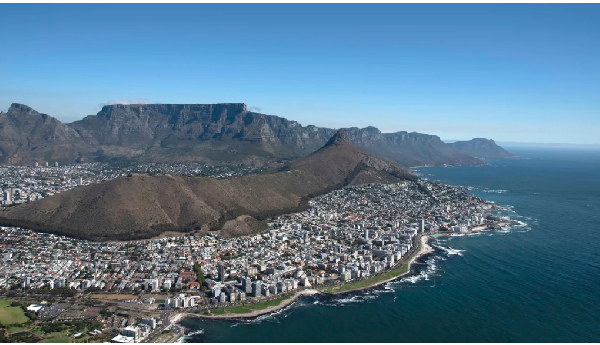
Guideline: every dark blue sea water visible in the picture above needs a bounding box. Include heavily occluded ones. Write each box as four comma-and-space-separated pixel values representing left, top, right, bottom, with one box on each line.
180, 147, 600, 342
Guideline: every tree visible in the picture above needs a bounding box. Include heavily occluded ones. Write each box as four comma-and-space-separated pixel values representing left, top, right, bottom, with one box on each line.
25, 311, 37, 321
193, 263, 206, 288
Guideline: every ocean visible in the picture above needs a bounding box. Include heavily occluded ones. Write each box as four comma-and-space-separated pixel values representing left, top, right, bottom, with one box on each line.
179, 147, 600, 342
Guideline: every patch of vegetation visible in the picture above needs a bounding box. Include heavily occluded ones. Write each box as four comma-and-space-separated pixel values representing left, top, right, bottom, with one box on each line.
0, 299, 29, 326
9, 331, 42, 343
40, 331, 72, 343
199, 294, 294, 316
149, 330, 179, 343
0, 329, 8, 342
40, 322, 67, 334
41, 337, 73, 343
244, 217, 268, 234
0, 311, 104, 343
8, 326, 24, 334
220, 252, 239, 260
193, 263, 206, 289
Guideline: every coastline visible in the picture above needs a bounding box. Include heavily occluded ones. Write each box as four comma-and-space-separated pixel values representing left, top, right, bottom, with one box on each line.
169, 289, 319, 323
171, 235, 434, 324
320, 234, 434, 295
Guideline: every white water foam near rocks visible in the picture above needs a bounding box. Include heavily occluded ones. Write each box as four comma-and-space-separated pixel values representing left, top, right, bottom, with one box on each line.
178, 329, 205, 343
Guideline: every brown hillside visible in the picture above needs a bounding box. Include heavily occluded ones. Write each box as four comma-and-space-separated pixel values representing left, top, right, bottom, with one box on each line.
0, 130, 414, 241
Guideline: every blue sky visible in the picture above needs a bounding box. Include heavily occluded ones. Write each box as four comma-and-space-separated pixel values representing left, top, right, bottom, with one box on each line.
1, 4, 599, 144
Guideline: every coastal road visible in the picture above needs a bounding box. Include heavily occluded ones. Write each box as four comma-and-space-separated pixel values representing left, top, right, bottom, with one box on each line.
140, 312, 172, 343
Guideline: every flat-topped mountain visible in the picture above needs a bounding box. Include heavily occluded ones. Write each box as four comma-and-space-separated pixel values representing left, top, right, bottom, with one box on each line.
0, 103, 489, 167
70, 103, 337, 165
448, 138, 515, 159
0, 130, 415, 241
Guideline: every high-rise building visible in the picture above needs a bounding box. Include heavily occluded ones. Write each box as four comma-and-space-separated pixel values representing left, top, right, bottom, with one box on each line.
122, 326, 139, 342
241, 277, 252, 293
364, 228, 369, 240
251, 281, 262, 297
276, 281, 286, 293
218, 263, 225, 282
56, 278, 66, 288
21, 277, 31, 289
142, 317, 157, 330
418, 218, 425, 233
3, 190, 12, 204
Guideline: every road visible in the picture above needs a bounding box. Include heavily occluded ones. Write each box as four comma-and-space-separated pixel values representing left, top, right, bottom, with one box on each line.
140, 311, 177, 343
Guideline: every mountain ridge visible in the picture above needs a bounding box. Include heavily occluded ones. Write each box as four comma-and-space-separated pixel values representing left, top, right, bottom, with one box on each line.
448, 138, 515, 158
0, 102, 494, 167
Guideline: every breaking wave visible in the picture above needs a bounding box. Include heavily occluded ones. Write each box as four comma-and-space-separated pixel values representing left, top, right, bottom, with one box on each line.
481, 189, 508, 194
178, 329, 204, 343
185, 329, 204, 337
493, 205, 534, 234
432, 244, 466, 256
317, 293, 379, 307
392, 256, 440, 286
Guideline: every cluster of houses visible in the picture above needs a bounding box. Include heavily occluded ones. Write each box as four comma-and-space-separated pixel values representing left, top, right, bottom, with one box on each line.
0, 162, 265, 207
0, 163, 120, 206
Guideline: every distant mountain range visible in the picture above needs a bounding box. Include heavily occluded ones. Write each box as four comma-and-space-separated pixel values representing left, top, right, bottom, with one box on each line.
448, 138, 515, 158
0, 130, 414, 241
0, 103, 512, 167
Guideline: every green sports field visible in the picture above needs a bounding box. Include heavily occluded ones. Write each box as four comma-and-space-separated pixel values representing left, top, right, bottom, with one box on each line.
0, 299, 29, 326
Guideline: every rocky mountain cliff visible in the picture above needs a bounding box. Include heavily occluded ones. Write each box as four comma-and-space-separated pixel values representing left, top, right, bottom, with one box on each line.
0, 104, 94, 164
344, 126, 483, 167
69, 103, 337, 164
0, 130, 414, 241
448, 138, 515, 159
0, 102, 490, 167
